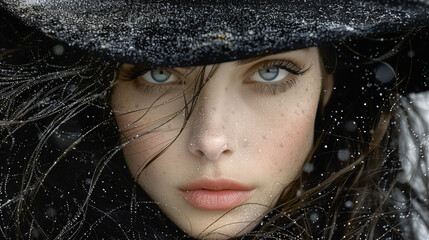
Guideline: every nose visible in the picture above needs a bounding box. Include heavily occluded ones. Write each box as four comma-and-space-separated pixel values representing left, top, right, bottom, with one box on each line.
187, 80, 235, 161
188, 129, 233, 160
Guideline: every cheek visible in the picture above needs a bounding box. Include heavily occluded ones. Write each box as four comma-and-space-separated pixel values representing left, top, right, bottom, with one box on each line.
256, 113, 315, 174
111, 84, 186, 175
115, 119, 183, 179
250, 91, 320, 183
268, 117, 314, 173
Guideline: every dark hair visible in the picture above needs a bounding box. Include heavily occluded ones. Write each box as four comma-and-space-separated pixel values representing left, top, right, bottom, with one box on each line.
1, 10, 429, 239
256, 36, 429, 239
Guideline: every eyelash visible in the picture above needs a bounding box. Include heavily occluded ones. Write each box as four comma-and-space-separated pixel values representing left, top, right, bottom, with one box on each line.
123, 66, 181, 94
123, 60, 310, 95
253, 60, 310, 95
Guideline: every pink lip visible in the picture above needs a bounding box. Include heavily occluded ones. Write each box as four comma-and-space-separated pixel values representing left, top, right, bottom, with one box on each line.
180, 178, 254, 210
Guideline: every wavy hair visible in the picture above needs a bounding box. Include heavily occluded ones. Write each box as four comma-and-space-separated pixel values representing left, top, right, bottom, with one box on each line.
1, 10, 429, 239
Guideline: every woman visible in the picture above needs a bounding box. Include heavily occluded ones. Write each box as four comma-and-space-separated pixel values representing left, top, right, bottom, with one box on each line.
1, 1, 429, 239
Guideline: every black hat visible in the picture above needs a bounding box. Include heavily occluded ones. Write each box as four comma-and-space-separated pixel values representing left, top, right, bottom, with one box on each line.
1, 0, 429, 67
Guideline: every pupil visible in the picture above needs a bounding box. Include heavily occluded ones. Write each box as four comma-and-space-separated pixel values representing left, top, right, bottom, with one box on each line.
151, 69, 171, 82
259, 67, 279, 81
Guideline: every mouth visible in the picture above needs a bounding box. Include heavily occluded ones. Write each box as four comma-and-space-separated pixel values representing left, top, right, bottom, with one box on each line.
179, 178, 254, 210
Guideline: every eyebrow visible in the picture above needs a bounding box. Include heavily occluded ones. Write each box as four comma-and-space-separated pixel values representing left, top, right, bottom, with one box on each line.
234, 56, 265, 66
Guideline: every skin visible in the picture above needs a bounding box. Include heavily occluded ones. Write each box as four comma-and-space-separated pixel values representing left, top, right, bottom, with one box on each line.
111, 47, 333, 239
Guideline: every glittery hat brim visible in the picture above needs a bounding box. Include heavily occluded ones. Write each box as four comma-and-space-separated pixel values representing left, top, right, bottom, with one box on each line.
1, 0, 429, 67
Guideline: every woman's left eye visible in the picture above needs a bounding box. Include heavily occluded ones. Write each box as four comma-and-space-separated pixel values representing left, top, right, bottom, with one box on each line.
142, 68, 178, 84
251, 66, 289, 82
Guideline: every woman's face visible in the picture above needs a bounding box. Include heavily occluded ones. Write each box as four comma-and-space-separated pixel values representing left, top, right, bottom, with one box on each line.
111, 47, 329, 239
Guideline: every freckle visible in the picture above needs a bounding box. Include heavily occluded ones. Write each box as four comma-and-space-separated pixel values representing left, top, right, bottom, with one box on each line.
262, 135, 267, 139
280, 113, 285, 117
135, 104, 139, 108
212, 107, 216, 111
232, 111, 235, 114
305, 88, 308, 92
301, 109, 305, 114
280, 144, 284, 148
222, 125, 225, 129
167, 124, 171, 129
225, 87, 228, 92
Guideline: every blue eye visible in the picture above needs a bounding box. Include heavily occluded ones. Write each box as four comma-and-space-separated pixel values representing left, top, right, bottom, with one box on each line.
258, 67, 280, 81
142, 68, 177, 84
151, 69, 171, 82
251, 66, 289, 83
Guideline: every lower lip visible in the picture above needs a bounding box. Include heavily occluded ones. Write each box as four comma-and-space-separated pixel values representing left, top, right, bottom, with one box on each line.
181, 190, 252, 210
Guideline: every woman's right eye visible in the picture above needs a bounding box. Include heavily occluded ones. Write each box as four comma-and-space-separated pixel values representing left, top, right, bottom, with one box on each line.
142, 68, 178, 84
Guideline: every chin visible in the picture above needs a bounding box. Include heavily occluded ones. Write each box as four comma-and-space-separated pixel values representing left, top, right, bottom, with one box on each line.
179, 211, 264, 240
189, 222, 257, 240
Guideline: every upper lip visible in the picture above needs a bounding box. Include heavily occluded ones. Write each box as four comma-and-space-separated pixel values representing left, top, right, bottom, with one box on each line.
180, 178, 254, 191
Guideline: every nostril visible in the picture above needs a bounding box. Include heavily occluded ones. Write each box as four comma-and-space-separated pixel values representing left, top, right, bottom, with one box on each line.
188, 139, 233, 160
195, 150, 205, 158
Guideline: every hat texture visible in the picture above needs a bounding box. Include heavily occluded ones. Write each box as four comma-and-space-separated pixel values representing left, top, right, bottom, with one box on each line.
1, 0, 429, 67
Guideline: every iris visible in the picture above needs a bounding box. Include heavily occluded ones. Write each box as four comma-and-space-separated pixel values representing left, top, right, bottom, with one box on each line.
258, 67, 279, 81
151, 69, 172, 82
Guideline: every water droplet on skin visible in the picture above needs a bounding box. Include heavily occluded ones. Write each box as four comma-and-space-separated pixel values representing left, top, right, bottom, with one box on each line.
221, 144, 228, 151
